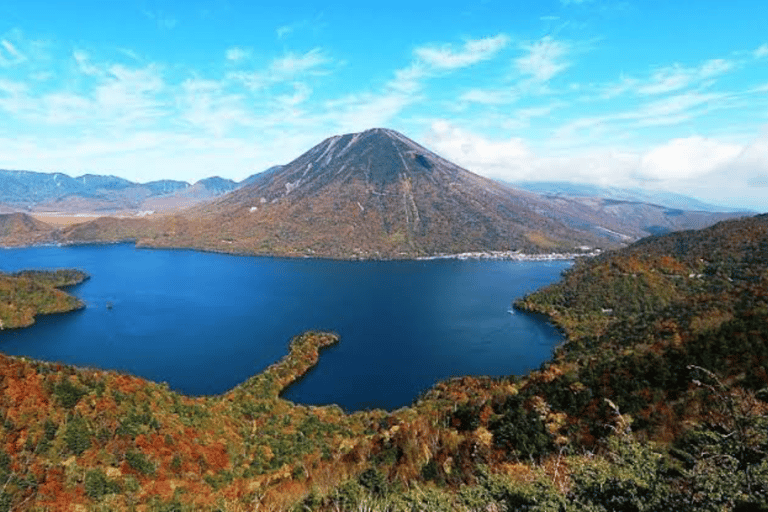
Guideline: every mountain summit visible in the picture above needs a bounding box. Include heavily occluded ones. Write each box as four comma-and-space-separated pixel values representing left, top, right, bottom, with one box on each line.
172, 128, 607, 258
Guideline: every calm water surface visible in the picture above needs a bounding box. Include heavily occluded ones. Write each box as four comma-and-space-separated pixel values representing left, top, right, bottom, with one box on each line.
0, 244, 570, 410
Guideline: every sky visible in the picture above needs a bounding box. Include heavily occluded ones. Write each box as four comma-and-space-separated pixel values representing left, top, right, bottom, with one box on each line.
0, 0, 766, 211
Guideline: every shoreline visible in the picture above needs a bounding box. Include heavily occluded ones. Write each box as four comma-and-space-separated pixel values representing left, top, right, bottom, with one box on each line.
417, 249, 601, 261
1, 239, 602, 262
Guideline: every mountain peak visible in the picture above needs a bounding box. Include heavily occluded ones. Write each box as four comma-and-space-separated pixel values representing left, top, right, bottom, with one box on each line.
202, 128, 609, 257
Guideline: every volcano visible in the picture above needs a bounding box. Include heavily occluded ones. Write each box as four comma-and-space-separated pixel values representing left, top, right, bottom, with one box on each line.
170, 128, 606, 258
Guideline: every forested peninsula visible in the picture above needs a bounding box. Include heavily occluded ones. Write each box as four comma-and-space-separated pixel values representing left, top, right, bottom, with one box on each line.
0, 269, 87, 330
0, 216, 766, 510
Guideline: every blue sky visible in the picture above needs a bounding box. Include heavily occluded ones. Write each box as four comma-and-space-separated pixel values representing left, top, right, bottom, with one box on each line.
0, 0, 767, 211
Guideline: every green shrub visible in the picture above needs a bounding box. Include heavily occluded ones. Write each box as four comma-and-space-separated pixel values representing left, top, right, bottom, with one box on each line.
358, 467, 387, 497
53, 379, 87, 408
64, 416, 91, 455
489, 395, 553, 460
125, 451, 155, 475
84, 469, 120, 499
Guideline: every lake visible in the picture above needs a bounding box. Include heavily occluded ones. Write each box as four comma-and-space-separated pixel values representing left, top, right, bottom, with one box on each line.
0, 244, 570, 411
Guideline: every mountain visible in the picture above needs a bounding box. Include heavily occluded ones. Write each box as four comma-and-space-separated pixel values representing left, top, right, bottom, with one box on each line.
52, 128, 747, 257
239, 165, 285, 186
0, 170, 243, 214
144, 179, 190, 196
0, 213, 55, 246
151, 128, 612, 257
513, 180, 750, 213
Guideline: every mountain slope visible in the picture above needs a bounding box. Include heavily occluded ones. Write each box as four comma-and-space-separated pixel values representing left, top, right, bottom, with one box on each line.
0, 213, 55, 246
155, 128, 609, 258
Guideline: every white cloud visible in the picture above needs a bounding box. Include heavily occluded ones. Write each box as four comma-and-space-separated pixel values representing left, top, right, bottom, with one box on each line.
276, 82, 312, 107
73, 50, 100, 76
459, 88, 516, 105
179, 78, 252, 136
270, 48, 329, 77
515, 36, 570, 82
325, 90, 415, 134
225, 46, 251, 62
231, 48, 331, 90
637, 136, 742, 182
276, 25, 294, 39
0, 40, 25, 64
421, 122, 768, 211
414, 34, 509, 70
755, 43, 768, 59
638, 59, 734, 95
424, 120, 533, 176
0, 39, 26, 67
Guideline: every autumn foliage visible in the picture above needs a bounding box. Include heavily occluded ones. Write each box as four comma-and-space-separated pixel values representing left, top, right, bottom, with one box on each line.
0, 215, 767, 510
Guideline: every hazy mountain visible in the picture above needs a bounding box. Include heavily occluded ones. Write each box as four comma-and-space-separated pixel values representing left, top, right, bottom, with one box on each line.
513, 181, 750, 213
144, 180, 190, 196
239, 166, 285, 187
194, 177, 238, 195
0, 170, 244, 214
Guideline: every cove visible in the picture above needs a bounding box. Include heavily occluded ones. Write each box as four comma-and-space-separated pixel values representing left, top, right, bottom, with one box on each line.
0, 244, 570, 411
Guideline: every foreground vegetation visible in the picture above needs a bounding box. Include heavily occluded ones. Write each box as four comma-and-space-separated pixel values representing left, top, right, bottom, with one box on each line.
0, 269, 87, 329
0, 215, 766, 510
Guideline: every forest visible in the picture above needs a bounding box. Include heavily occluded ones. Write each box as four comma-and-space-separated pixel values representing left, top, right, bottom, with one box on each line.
0, 215, 766, 510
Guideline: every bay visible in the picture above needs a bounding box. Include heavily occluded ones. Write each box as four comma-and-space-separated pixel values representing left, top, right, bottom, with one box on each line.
0, 244, 570, 411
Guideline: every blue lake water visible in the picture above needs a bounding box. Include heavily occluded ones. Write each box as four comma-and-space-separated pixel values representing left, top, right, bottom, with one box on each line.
0, 244, 570, 411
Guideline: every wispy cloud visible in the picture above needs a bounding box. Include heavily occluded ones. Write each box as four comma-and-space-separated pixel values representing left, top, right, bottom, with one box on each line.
638, 59, 734, 95
414, 34, 509, 70
225, 47, 251, 62
515, 36, 570, 82
228, 48, 332, 92
459, 88, 517, 105
755, 43, 768, 58
73, 50, 100, 76
270, 48, 330, 78
179, 79, 252, 136
0, 39, 26, 66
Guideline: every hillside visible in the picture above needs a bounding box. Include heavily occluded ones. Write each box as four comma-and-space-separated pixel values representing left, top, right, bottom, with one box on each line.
0, 215, 767, 510
0, 213, 56, 246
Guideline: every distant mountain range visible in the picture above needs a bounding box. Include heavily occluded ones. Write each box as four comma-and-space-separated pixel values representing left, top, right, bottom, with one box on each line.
0, 128, 752, 257
0, 170, 250, 213
512, 181, 750, 213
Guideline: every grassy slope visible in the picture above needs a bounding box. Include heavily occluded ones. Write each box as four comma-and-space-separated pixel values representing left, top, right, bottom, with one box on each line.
0, 216, 766, 510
